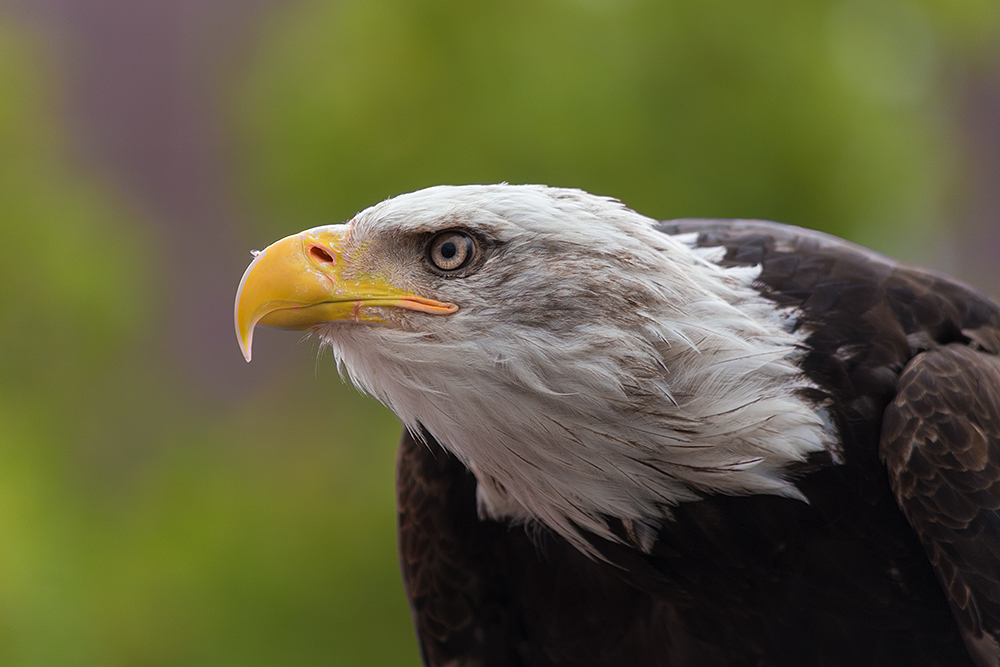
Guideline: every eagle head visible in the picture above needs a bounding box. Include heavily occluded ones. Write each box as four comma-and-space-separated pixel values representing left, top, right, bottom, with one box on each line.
235, 184, 833, 552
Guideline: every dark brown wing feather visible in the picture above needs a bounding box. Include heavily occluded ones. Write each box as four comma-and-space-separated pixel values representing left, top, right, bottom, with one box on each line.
882, 345, 1000, 667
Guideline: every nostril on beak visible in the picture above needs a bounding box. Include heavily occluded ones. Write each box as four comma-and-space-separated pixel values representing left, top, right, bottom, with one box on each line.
307, 244, 336, 265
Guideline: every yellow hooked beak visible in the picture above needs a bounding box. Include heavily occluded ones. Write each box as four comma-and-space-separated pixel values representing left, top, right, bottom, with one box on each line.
234, 226, 457, 362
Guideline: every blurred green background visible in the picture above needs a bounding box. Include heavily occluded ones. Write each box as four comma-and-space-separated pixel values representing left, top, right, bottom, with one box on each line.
0, 0, 998, 664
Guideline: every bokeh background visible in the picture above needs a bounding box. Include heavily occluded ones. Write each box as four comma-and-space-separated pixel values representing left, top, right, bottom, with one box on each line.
0, 0, 997, 664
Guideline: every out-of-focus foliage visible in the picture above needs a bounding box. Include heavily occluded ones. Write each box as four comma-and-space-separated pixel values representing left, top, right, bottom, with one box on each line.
0, 18, 415, 667
0, 0, 997, 665
232, 0, 995, 260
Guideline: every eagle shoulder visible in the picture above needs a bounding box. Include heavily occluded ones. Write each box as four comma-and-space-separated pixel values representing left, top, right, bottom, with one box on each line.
881, 345, 1000, 667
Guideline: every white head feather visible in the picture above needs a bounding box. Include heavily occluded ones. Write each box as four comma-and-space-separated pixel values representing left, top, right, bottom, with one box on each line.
317, 184, 835, 554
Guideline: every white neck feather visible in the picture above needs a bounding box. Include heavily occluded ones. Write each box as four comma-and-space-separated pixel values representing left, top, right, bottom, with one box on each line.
317, 185, 836, 554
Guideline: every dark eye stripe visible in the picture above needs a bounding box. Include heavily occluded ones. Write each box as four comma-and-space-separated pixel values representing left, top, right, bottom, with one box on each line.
428, 232, 474, 272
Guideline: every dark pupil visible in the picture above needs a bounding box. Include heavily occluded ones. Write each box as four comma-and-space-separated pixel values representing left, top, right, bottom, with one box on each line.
440, 241, 457, 259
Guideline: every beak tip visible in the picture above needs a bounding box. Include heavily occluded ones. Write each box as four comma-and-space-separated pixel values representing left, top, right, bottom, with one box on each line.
238, 331, 254, 363
236, 313, 254, 363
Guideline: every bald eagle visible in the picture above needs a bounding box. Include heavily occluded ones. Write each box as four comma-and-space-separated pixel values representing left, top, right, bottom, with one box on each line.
235, 185, 1000, 667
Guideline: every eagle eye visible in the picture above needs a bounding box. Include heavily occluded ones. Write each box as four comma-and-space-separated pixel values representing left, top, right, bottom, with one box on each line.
427, 231, 475, 273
